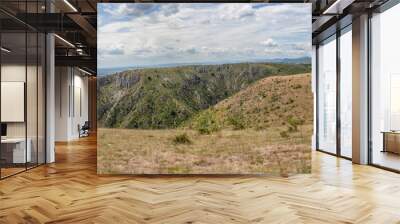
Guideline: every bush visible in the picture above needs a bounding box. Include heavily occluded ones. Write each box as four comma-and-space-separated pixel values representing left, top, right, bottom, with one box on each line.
287, 115, 304, 132
173, 133, 192, 144
293, 84, 302, 89
193, 110, 220, 134
227, 114, 246, 130
271, 94, 279, 102
280, 131, 289, 138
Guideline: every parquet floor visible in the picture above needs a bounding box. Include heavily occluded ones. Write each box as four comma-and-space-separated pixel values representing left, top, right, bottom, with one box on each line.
1, 135, 400, 223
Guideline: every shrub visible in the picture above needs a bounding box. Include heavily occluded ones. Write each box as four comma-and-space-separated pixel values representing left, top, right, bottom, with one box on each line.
271, 94, 279, 102
293, 84, 302, 89
228, 114, 246, 130
173, 133, 192, 144
280, 131, 289, 138
254, 125, 264, 131
287, 115, 304, 132
193, 110, 220, 134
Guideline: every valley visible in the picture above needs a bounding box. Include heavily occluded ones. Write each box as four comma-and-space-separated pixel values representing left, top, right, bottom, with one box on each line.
97, 64, 313, 175
97, 63, 311, 129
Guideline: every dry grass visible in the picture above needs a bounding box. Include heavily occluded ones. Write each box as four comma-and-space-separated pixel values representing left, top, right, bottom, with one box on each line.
97, 126, 312, 176
213, 73, 313, 129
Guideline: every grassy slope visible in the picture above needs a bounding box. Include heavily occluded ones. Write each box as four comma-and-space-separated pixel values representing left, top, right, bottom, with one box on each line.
97, 63, 311, 129
97, 129, 311, 175
186, 73, 313, 130
97, 73, 313, 175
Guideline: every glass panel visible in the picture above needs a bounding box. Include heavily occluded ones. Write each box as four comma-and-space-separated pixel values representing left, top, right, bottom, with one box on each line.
0, 1, 46, 178
1, 31, 27, 177
38, 32, 45, 165
27, 31, 38, 169
371, 4, 400, 171
26, 0, 39, 169
318, 36, 337, 154
340, 27, 352, 158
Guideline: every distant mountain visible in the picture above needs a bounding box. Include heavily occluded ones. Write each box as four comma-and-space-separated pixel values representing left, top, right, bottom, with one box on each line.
97, 62, 311, 129
97, 67, 138, 76
266, 57, 311, 64
97, 57, 311, 77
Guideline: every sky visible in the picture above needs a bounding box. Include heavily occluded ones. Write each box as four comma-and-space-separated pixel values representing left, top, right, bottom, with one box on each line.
98, 3, 311, 69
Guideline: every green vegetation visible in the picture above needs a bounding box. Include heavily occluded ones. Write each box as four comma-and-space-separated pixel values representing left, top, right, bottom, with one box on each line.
172, 133, 192, 144
96, 69, 314, 175
227, 113, 247, 130
192, 110, 220, 134
97, 63, 311, 129
98, 128, 312, 175
280, 131, 289, 138
287, 115, 305, 132
184, 73, 313, 131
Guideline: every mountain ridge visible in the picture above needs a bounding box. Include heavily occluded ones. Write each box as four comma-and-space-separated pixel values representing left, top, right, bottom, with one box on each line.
185, 73, 313, 130
97, 62, 311, 129
97, 57, 311, 76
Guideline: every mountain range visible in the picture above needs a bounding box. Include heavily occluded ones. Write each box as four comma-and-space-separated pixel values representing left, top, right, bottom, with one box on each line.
97, 62, 311, 129
97, 57, 311, 76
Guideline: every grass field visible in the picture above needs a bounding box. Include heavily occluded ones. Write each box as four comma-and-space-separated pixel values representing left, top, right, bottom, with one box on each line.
97, 126, 312, 176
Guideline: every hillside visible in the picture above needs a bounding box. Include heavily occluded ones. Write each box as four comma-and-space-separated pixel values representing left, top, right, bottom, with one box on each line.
97, 63, 311, 129
186, 73, 313, 130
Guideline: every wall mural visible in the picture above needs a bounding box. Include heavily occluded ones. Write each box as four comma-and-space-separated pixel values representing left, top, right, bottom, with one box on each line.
97, 3, 312, 175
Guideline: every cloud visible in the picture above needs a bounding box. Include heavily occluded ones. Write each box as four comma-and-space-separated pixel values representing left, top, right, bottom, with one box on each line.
219, 4, 255, 20
185, 48, 197, 54
108, 49, 124, 55
98, 44, 125, 56
103, 4, 158, 17
98, 3, 311, 68
99, 49, 124, 56
162, 4, 180, 17
261, 38, 278, 48
100, 3, 180, 20
291, 43, 311, 51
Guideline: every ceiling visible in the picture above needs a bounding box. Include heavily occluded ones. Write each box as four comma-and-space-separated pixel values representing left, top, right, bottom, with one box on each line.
0, 0, 392, 75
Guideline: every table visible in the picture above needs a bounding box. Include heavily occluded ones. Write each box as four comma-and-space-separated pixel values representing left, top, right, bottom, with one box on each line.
381, 131, 400, 154
1, 138, 31, 164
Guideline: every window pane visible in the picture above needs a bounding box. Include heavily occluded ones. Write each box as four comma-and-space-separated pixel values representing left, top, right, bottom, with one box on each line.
371, 3, 400, 170
1, 31, 27, 177
340, 27, 352, 158
318, 36, 337, 154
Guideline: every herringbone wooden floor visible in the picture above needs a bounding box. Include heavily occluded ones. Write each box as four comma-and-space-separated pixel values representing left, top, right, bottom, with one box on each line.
1, 135, 400, 224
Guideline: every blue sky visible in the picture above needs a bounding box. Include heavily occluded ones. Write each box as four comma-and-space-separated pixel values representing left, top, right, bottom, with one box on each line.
98, 3, 311, 69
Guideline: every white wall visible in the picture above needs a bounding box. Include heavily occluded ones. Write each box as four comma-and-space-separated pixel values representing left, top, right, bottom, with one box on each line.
1, 64, 26, 139
55, 67, 89, 141
1, 63, 47, 164
55, 67, 69, 141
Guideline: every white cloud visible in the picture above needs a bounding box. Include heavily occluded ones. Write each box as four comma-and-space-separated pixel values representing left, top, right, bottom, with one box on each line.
102, 4, 177, 18
98, 3, 311, 68
291, 43, 311, 51
261, 38, 278, 48
219, 4, 255, 20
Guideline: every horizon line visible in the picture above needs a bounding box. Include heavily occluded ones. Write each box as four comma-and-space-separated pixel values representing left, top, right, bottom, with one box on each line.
98, 56, 311, 70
